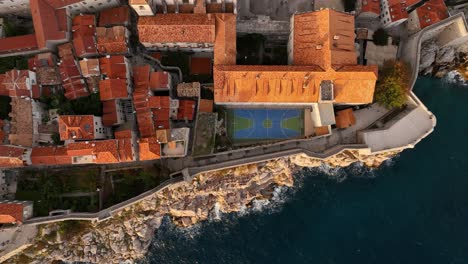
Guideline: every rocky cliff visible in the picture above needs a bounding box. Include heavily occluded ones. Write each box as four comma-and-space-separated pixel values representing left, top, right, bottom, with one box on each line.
419, 40, 468, 84
6, 150, 399, 264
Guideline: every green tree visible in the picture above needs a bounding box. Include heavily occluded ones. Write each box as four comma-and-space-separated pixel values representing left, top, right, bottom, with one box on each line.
373, 28, 390, 46
374, 60, 411, 109
51, 133, 63, 145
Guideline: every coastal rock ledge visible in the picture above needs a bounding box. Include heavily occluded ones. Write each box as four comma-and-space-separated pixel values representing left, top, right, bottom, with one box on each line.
7, 150, 399, 264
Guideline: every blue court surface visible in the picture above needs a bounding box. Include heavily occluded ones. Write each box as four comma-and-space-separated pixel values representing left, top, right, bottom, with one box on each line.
227, 109, 304, 141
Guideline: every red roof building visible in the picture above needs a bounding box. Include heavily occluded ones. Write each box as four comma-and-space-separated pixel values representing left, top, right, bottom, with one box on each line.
1, 70, 35, 98
414, 0, 448, 29
99, 56, 129, 79
177, 100, 196, 121
139, 137, 161, 161
102, 99, 125, 126
99, 79, 129, 101
72, 15, 98, 58
0, 35, 39, 56
0, 145, 26, 168
149, 71, 171, 90
0, 201, 33, 224
96, 26, 129, 55
98, 6, 130, 27
59, 115, 107, 141
380, 0, 420, 27
65, 138, 135, 164
30, 146, 72, 165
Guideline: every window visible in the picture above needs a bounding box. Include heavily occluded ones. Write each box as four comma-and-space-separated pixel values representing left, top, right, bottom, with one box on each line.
183, 0, 189, 3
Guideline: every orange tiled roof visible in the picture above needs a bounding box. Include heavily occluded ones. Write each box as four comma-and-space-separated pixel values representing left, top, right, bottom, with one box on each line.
99, 79, 128, 101
214, 13, 236, 65
93, 140, 120, 163
31, 146, 56, 165
59, 115, 96, 140
2, 70, 31, 97
99, 6, 130, 27
99, 56, 128, 79
214, 65, 378, 104
335, 108, 356, 128
138, 14, 216, 44
291, 9, 356, 69
66, 139, 132, 164
79, 59, 100, 77
0, 145, 26, 168
115, 129, 133, 139
117, 138, 134, 162
416, 0, 448, 29
361, 0, 380, 15
139, 137, 161, 161
0, 203, 25, 224
96, 26, 128, 55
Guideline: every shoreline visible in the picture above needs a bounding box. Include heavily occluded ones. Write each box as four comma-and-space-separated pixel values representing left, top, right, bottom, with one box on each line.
3, 149, 400, 263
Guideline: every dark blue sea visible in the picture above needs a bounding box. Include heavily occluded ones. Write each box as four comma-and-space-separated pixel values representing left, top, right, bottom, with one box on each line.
142, 77, 468, 264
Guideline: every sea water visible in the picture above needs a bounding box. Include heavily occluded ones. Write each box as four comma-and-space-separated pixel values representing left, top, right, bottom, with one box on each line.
141, 77, 468, 264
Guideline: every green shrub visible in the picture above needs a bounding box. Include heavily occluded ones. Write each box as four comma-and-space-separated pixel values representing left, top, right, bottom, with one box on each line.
374, 60, 411, 109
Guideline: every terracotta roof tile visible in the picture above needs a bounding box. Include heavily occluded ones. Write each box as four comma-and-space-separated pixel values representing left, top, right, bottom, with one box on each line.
0, 35, 38, 55
177, 100, 196, 121
30, 0, 68, 49
99, 56, 128, 79
93, 140, 120, 163
0, 203, 25, 223
9, 98, 34, 147
149, 71, 170, 90
138, 14, 216, 44
0, 145, 25, 168
2, 70, 32, 97
99, 6, 130, 27
96, 26, 128, 55
58, 42, 75, 59
99, 79, 128, 101
416, 0, 448, 29
117, 138, 134, 162
72, 15, 98, 57
335, 108, 356, 128
59, 115, 96, 140
79, 59, 101, 77
214, 64, 377, 105
115, 129, 133, 139
102, 100, 119, 126
214, 13, 236, 65
139, 137, 161, 161
31, 146, 57, 165
292, 9, 356, 69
